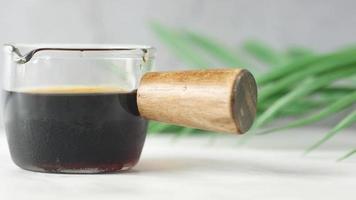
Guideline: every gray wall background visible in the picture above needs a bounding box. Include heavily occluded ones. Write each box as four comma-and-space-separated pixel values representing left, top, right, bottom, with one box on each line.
0, 0, 355, 127
1, 0, 356, 69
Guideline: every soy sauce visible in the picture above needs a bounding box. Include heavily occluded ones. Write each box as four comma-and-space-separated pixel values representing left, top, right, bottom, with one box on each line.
3, 87, 147, 173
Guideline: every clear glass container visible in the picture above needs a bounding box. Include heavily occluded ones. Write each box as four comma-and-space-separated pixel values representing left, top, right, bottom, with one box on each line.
2, 44, 155, 173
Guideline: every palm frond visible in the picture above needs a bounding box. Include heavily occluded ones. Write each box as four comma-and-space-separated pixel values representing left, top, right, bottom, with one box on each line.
149, 22, 210, 67
305, 110, 356, 155
243, 40, 287, 66
258, 90, 356, 133
150, 23, 356, 158
338, 148, 356, 161
184, 31, 248, 67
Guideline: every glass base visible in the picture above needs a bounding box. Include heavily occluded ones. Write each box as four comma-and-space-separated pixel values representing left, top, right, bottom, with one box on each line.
15, 162, 137, 174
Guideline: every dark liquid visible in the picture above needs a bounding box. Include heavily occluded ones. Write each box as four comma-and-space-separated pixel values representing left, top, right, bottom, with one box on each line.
3, 87, 147, 173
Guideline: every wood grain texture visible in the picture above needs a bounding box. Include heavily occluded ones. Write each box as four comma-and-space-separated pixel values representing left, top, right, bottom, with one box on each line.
137, 69, 257, 134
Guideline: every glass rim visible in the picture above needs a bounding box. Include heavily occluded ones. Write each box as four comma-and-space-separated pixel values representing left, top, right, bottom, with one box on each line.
4, 43, 155, 51
4, 43, 155, 64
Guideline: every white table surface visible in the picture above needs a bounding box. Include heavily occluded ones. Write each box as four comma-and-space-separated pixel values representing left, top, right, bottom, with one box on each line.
0, 128, 355, 200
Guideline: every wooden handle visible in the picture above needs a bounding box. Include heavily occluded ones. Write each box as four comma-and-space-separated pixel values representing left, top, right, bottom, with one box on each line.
137, 69, 257, 134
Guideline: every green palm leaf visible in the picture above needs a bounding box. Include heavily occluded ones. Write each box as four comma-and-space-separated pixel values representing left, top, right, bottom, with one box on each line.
258, 55, 356, 102
255, 67, 356, 128
243, 40, 287, 66
338, 148, 356, 161
149, 22, 210, 67
305, 110, 356, 155
150, 22, 356, 158
256, 48, 356, 86
258, 90, 356, 134
184, 31, 247, 67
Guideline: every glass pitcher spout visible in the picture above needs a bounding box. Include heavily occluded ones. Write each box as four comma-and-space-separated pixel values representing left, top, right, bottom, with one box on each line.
4, 44, 36, 64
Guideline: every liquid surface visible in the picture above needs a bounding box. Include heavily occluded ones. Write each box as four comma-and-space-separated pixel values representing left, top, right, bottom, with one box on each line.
3, 87, 147, 173
18, 86, 128, 94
